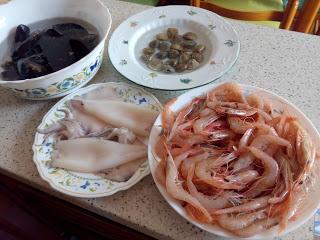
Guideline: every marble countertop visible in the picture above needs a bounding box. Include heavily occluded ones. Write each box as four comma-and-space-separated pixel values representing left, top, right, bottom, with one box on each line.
1, 0, 320, 239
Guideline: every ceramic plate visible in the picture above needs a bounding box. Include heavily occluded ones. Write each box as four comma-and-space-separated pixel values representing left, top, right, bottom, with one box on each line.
33, 82, 162, 198
108, 5, 239, 90
148, 82, 320, 239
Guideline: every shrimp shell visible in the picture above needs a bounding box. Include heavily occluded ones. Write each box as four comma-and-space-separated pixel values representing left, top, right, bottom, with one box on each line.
243, 147, 279, 198
217, 210, 266, 231
232, 217, 279, 237
213, 196, 271, 215
165, 147, 212, 222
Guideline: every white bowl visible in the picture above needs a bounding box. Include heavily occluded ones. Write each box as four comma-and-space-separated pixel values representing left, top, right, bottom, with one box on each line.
0, 0, 111, 100
148, 82, 320, 239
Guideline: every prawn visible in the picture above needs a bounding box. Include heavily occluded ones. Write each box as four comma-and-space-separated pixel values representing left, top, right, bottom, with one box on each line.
165, 146, 212, 222
227, 116, 253, 134
243, 147, 279, 198
213, 196, 271, 215
247, 93, 264, 110
207, 82, 247, 103
232, 218, 279, 237
195, 158, 243, 190
217, 210, 266, 231
187, 164, 239, 213
225, 170, 259, 186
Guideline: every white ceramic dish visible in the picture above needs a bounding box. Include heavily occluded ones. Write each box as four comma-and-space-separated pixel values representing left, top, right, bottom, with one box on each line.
108, 5, 239, 90
33, 82, 162, 198
0, 0, 111, 100
148, 82, 320, 239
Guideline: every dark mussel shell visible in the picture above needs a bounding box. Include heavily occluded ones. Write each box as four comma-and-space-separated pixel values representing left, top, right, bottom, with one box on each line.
14, 24, 30, 43
2, 23, 98, 81
53, 23, 88, 37
16, 54, 49, 79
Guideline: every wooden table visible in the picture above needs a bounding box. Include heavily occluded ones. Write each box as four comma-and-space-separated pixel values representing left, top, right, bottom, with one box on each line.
1, 0, 320, 239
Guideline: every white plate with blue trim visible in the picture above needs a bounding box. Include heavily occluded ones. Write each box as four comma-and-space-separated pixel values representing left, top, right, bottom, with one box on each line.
108, 5, 240, 90
33, 82, 162, 198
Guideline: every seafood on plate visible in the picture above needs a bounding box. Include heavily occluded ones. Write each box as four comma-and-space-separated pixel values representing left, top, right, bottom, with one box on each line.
38, 85, 159, 182
153, 82, 319, 237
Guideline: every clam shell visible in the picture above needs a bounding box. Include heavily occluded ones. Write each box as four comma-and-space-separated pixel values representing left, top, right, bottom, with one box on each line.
192, 52, 203, 63
141, 54, 151, 63
155, 51, 168, 59
158, 41, 171, 51
149, 39, 160, 49
148, 56, 162, 71
171, 43, 183, 51
143, 47, 155, 55
156, 33, 168, 41
175, 63, 187, 73
182, 40, 196, 49
164, 58, 179, 67
194, 44, 206, 53
183, 32, 197, 41
168, 49, 180, 59
167, 28, 178, 39
162, 64, 175, 73
179, 53, 191, 63
187, 59, 200, 70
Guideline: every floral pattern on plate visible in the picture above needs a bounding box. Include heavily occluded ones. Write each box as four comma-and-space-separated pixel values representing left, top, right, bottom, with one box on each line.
12, 50, 103, 99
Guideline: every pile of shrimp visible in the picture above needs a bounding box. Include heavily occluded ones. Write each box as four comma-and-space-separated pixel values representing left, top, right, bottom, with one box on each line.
154, 82, 318, 237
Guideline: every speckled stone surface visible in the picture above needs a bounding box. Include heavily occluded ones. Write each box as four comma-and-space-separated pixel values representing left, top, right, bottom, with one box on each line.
0, 0, 319, 239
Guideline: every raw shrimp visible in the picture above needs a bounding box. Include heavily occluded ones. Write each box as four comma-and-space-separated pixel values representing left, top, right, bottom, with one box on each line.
268, 151, 293, 204
187, 164, 238, 213
214, 196, 271, 215
157, 82, 317, 237
208, 82, 247, 103
195, 158, 243, 190
225, 170, 259, 186
165, 148, 212, 222
233, 218, 279, 237
247, 93, 264, 110
244, 147, 279, 198
227, 116, 252, 134
239, 128, 254, 149
193, 114, 220, 135
208, 104, 257, 117
217, 210, 266, 231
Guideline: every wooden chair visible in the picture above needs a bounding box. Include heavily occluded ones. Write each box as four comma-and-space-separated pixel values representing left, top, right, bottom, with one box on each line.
293, 0, 320, 33
190, 0, 300, 30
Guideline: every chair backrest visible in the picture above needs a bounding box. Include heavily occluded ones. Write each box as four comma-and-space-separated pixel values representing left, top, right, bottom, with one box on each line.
191, 0, 299, 30
293, 0, 320, 33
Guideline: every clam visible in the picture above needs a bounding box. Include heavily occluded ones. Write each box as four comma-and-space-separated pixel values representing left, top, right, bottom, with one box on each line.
167, 28, 178, 39
155, 51, 168, 59
158, 41, 171, 51
187, 59, 200, 70
141, 54, 151, 63
143, 47, 155, 55
175, 63, 187, 73
156, 33, 168, 41
147, 56, 162, 71
171, 35, 184, 44
168, 49, 180, 59
183, 32, 197, 41
171, 43, 183, 51
164, 58, 179, 67
192, 52, 203, 63
149, 39, 159, 49
182, 40, 196, 49
141, 28, 206, 74
162, 64, 175, 73
179, 53, 191, 64
194, 44, 206, 53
